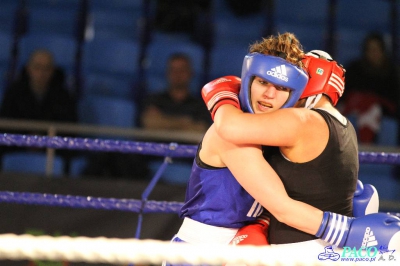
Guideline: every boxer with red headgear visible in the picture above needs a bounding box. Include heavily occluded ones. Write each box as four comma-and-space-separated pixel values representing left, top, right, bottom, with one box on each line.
204, 49, 399, 256
226, 50, 380, 250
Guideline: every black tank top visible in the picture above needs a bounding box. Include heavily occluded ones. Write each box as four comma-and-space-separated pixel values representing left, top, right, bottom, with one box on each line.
263, 108, 359, 244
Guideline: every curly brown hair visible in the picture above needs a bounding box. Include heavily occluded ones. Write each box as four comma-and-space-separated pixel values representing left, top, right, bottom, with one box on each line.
249, 32, 305, 68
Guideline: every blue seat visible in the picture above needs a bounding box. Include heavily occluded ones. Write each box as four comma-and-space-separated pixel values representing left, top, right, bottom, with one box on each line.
0, 31, 12, 65
336, 0, 391, 32
0, 1, 19, 34
377, 117, 399, 146
27, 0, 81, 9
78, 95, 137, 128
90, 9, 141, 41
83, 73, 134, 99
275, 23, 325, 52
335, 27, 369, 65
69, 155, 89, 178
358, 163, 399, 201
148, 159, 192, 185
83, 38, 139, 76
88, 0, 142, 12
213, 14, 266, 46
18, 33, 77, 76
27, 6, 79, 37
82, 38, 139, 97
275, 0, 329, 26
209, 44, 247, 79
2, 151, 64, 176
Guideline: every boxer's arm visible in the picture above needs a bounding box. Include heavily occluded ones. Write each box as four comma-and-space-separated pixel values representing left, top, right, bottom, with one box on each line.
221, 144, 400, 249
220, 142, 323, 235
214, 104, 306, 147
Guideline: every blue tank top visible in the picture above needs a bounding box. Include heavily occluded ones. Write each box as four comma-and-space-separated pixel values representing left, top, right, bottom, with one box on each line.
180, 143, 262, 228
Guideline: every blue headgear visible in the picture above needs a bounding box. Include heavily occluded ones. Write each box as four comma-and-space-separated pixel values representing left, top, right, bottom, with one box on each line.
239, 53, 309, 113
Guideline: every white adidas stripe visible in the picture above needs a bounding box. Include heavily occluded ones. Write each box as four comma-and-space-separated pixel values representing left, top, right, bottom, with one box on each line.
324, 213, 337, 242
330, 215, 342, 245
331, 73, 344, 89
328, 81, 344, 96
334, 215, 348, 247
331, 73, 344, 86
329, 73, 344, 95
247, 201, 263, 218
207, 91, 238, 110
280, 65, 287, 76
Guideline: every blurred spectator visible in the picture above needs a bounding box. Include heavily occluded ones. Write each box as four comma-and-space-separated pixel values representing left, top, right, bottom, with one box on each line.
0, 49, 78, 170
140, 52, 211, 184
141, 52, 211, 133
340, 32, 400, 144
0, 49, 77, 122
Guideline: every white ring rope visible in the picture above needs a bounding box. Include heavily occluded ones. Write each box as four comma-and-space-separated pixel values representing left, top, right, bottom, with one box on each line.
0, 234, 357, 265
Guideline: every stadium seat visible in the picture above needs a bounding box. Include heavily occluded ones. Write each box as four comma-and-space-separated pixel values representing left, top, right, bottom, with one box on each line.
78, 95, 137, 128
358, 163, 399, 201
27, 0, 81, 9
275, 23, 325, 52
377, 116, 399, 146
336, 0, 391, 32
209, 44, 247, 79
27, 6, 79, 37
69, 155, 89, 177
213, 14, 266, 47
82, 38, 139, 97
0, 1, 19, 34
90, 9, 141, 41
335, 27, 369, 66
0, 31, 12, 66
2, 151, 65, 176
83, 73, 134, 99
83, 38, 139, 76
275, 0, 329, 26
88, 0, 142, 12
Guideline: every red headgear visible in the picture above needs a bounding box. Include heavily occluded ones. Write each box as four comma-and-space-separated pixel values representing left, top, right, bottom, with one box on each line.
300, 50, 345, 107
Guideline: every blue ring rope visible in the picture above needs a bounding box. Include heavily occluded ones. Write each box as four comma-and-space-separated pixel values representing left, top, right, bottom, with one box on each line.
1, 133, 400, 238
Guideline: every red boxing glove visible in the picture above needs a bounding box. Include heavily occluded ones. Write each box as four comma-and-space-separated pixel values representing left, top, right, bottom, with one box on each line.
201, 76, 241, 120
230, 216, 270, 246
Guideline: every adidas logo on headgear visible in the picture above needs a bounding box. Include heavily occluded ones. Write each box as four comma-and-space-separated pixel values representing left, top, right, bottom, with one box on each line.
267, 65, 288, 82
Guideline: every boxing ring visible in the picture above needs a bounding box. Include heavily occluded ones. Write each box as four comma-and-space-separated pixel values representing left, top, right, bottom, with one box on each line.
0, 133, 399, 265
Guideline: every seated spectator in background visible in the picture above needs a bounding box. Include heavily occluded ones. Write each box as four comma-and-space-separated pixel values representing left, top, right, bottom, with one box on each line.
140, 53, 211, 184
141, 52, 211, 134
0, 49, 78, 171
340, 32, 400, 144
0, 49, 77, 123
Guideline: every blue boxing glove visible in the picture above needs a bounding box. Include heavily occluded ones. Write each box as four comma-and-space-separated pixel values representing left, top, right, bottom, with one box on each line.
353, 180, 379, 217
316, 212, 400, 250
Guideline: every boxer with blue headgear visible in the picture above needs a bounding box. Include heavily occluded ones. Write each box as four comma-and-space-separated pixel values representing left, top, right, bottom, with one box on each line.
239, 53, 308, 113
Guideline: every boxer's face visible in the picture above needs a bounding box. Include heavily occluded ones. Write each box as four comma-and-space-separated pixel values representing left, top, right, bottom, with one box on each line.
250, 76, 290, 114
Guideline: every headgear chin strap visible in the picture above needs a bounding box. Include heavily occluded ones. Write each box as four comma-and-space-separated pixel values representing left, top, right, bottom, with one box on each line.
239, 53, 308, 113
